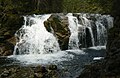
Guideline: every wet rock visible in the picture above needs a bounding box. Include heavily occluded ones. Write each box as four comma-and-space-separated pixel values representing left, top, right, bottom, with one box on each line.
0, 69, 10, 78
77, 62, 104, 78
48, 70, 59, 78
44, 14, 71, 50
34, 65, 48, 73
48, 65, 57, 70
34, 73, 44, 78
0, 64, 60, 78
33, 65, 59, 78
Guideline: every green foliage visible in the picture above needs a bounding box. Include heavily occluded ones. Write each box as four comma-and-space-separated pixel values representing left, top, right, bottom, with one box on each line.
63, 0, 113, 14
0, 0, 113, 15
0, 0, 113, 28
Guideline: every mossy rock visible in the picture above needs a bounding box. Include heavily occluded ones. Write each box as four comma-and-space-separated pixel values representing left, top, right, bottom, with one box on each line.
44, 14, 70, 50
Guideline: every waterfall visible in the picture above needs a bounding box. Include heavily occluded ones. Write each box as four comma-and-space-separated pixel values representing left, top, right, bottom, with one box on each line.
11, 13, 113, 64
13, 14, 60, 55
67, 13, 113, 49
67, 14, 80, 49
96, 21, 107, 45
13, 13, 113, 54
82, 16, 95, 47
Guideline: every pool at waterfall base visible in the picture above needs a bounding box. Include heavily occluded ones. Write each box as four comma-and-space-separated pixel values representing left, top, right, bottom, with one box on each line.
0, 46, 105, 78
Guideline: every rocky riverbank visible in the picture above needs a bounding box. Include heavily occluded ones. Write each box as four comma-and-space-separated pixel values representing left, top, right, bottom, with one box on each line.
0, 65, 60, 78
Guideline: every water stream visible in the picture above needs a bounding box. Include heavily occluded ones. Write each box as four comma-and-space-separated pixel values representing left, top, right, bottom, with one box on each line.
0, 13, 113, 78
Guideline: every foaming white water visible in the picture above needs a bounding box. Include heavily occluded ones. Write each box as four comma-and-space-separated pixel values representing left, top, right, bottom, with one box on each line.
14, 14, 60, 55
93, 57, 104, 60
9, 51, 74, 64
66, 49, 86, 55
89, 46, 106, 50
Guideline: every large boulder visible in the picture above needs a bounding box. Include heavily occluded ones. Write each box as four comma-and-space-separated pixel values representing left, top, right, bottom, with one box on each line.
44, 14, 71, 50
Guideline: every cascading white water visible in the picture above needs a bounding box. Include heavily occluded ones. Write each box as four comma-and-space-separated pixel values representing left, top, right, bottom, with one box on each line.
67, 13, 95, 48
13, 14, 60, 55
95, 14, 113, 46
87, 27, 95, 46
67, 14, 80, 49
82, 16, 95, 46
14, 13, 113, 53
95, 21, 107, 45
67, 13, 113, 49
